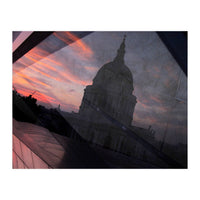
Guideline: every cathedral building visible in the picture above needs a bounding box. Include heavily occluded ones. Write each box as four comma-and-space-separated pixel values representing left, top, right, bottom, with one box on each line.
79, 35, 137, 126
65, 35, 156, 159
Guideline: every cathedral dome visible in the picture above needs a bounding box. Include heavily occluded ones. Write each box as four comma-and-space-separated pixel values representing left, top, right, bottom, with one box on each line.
92, 35, 134, 94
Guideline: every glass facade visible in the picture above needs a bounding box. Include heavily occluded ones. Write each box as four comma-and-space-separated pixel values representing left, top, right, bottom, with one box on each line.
12, 31, 187, 168
13, 134, 50, 169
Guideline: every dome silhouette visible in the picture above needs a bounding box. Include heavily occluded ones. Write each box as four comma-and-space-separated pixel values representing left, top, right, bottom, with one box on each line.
79, 35, 137, 126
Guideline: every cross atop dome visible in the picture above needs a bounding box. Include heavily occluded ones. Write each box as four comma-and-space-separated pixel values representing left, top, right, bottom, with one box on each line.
114, 34, 126, 63
123, 34, 126, 41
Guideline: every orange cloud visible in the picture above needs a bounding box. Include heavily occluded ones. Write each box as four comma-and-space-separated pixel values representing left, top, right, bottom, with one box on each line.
53, 32, 93, 58
33, 92, 59, 104
14, 71, 51, 88
30, 50, 63, 66
58, 70, 92, 86
84, 66, 98, 72
13, 75, 30, 86
24, 54, 57, 72
150, 96, 162, 104
32, 60, 92, 86
14, 47, 63, 73
15, 88, 33, 97
16, 54, 68, 83
14, 32, 94, 88
27, 65, 62, 82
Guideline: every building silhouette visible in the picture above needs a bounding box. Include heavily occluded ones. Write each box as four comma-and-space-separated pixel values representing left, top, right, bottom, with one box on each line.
63, 35, 157, 158
79, 35, 137, 126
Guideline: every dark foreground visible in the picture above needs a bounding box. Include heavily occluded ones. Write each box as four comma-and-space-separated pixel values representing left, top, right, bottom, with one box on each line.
13, 119, 159, 168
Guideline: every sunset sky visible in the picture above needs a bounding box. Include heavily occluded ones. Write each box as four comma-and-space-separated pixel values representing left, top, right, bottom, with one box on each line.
13, 31, 187, 144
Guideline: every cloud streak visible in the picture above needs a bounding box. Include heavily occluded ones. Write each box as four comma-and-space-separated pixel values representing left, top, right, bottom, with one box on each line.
53, 32, 93, 59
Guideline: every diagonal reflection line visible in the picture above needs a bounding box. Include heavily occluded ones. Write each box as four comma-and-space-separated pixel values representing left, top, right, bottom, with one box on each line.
13, 31, 93, 69
13, 31, 54, 63
83, 98, 183, 168
157, 32, 187, 76
13, 148, 29, 169
13, 134, 52, 168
